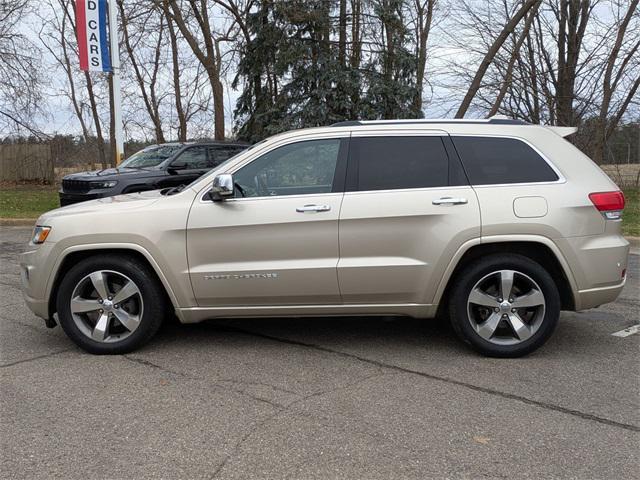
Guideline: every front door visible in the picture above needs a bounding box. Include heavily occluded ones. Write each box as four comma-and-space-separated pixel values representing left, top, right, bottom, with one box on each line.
337, 132, 481, 305
187, 137, 348, 307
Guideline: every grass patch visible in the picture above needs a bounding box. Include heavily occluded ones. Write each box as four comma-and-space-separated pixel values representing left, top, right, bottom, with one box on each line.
0, 184, 59, 219
622, 188, 639, 237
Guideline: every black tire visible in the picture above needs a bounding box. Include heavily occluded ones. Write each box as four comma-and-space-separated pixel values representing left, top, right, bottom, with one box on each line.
56, 254, 167, 354
448, 253, 560, 358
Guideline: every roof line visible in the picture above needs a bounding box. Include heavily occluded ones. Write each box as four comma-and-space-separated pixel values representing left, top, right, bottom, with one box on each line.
330, 118, 529, 127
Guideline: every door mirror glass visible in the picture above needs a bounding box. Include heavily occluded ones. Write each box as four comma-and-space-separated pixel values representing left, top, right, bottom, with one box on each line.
210, 173, 234, 201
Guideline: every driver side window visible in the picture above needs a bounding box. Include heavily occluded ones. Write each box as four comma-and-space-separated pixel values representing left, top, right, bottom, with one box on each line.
233, 139, 341, 198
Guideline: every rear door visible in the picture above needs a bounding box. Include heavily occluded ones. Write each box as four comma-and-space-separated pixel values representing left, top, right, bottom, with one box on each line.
337, 131, 481, 305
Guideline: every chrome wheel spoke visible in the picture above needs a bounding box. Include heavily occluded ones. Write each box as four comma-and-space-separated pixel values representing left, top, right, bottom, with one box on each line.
92, 312, 110, 341
476, 313, 501, 340
71, 270, 144, 344
500, 270, 515, 301
112, 281, 138, 304
467, 269, 545, 346
112, 308, 140, 332
468, 288, 499, 307
71, 297, 102, 314
89, 271, 109, 300
512, 289, 545, 309
508, 312, 532, 341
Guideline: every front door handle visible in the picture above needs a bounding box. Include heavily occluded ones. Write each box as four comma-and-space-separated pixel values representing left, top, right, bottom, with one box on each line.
296, 204, 331, 213
432, 197, 468, 206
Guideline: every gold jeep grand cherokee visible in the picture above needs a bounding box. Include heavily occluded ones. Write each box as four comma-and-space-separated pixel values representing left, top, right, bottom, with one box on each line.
20, 119, 629, 357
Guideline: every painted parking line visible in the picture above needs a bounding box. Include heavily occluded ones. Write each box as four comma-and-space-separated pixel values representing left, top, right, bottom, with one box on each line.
611, 324, 640, 337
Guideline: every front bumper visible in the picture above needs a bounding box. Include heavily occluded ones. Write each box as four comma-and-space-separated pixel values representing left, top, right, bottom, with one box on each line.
58, 190, 104, 206
19, 243, 57, 321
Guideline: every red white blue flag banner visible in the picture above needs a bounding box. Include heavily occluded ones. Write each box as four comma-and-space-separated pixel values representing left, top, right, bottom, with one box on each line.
76, 0, 111, 72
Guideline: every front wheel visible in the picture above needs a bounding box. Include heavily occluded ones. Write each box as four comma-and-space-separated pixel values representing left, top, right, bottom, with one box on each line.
56, 255, 167, 354
448, 254, 560, 357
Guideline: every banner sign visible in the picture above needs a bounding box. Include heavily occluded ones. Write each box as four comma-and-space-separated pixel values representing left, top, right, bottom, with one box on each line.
76, 0, 111, 72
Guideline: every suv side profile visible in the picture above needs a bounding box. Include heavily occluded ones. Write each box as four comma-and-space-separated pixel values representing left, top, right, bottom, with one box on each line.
21, 119, 629, 357
59, 142, 247, 206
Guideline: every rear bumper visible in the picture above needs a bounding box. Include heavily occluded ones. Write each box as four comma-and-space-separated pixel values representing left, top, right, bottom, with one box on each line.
576, 280, 626, 311
556, 232, 630, 310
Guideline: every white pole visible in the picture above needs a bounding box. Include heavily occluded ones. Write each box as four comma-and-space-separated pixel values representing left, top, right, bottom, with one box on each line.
108, 0, 124, 165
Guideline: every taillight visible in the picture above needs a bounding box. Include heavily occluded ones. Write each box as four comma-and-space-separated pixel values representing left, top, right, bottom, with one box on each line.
589, 191, 625, 220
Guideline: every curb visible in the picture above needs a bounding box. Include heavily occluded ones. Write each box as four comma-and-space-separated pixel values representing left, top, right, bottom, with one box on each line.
627, 236, 640, 249
0, 218, 37, 227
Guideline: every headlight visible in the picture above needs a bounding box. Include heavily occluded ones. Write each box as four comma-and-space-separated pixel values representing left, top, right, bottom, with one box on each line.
32, 226, 51, 244
90, 180, 118, 189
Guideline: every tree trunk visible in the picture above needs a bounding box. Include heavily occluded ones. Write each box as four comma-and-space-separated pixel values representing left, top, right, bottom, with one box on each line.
455, 0, 540, 119
84, 72, 107, 169
488, 2, 539, 117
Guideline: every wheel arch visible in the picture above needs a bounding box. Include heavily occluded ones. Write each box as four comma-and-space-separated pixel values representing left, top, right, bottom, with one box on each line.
434, 236, 577, 314
47, 245, 180, 321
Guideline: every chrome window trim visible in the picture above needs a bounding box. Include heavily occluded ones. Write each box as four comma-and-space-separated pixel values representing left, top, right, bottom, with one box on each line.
199, 135, 348, 203
449, 133, 567, 187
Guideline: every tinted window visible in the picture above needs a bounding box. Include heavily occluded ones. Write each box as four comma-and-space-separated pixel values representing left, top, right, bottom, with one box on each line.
234, 139, 341, 197
174, 146, 209, 169
452, 136, 558, 185
209, 145, 245, 166
351, 136, 449, 191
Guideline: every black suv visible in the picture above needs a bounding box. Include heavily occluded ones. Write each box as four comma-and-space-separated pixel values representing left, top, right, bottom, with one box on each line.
59, 142, 248, 206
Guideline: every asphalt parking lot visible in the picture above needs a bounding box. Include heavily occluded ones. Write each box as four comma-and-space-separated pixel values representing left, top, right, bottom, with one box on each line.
1, 226, 638, 479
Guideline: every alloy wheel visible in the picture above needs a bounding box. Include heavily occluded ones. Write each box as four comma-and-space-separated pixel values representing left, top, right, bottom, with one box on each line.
69, 270, 143, 343
466, 269, 546, 346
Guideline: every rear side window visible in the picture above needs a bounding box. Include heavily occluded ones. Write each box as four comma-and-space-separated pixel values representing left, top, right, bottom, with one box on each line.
209, 145, 245, 165
351, 136, 449, 191
451, 136, 558, 185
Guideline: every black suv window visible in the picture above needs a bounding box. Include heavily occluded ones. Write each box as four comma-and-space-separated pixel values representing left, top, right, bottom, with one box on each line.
451, 136, 559, 185
173, 146, 210, 169
209, 145, 244, 165
234, 139, 341, 197
350, 136, 449, 191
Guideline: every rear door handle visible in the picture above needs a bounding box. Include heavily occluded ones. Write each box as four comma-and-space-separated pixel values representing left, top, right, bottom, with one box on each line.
432, 197, 468, 206
296, 204, 331, 213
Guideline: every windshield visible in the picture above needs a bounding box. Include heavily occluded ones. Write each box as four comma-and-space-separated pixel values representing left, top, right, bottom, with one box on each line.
120, 145, 183, 168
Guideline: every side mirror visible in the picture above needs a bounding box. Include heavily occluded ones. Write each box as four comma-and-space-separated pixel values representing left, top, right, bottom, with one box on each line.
167, 161, 187, 174
209, 173, 234, 201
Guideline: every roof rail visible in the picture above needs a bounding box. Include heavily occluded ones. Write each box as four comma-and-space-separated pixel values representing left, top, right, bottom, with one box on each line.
330, 118, 529, 127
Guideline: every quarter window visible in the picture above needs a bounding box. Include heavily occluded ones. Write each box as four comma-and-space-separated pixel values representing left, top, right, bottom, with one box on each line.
451, 136, 559, 185
233, 139, 341, 197
350, 136, 449, 191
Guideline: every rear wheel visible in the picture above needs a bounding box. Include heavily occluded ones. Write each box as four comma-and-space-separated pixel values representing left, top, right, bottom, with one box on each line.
56, 255, 166, 354
448, 254, 560, 357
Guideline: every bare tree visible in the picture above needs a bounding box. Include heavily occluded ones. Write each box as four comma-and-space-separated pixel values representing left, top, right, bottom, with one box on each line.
592, 0, 640, 162
0, 0, 43, 135
119, 1, 166, 143
164, 0, 236, 140
410, 0, 436, 114
455, 0, 541, 118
